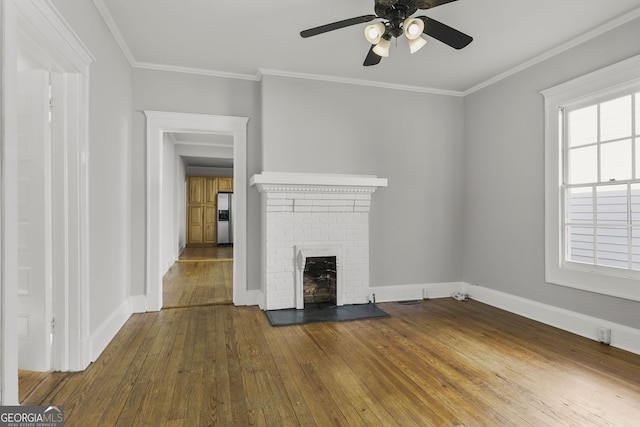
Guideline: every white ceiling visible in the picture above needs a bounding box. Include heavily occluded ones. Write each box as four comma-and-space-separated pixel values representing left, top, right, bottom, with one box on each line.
99, 0, 640, 94
170, 132, 233, 169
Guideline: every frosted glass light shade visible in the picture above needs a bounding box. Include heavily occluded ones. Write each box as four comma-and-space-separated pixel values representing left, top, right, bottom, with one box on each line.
372, 37, 390, 57
364, 22, 385, 44
408, 36, 427, 54
403, 18, 424, 40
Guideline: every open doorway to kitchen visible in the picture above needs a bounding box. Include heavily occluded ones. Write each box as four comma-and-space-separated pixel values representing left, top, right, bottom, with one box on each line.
144, 111, 249, 312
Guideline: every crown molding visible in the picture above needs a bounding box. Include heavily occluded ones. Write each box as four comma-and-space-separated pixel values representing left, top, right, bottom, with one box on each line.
463, 6, 640, 96
92, 0, 135, 66
133, 61, 259, 81
258, 68, 465, 97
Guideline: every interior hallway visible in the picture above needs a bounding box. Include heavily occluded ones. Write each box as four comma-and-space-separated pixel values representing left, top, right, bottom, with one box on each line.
163, 246, 234, 309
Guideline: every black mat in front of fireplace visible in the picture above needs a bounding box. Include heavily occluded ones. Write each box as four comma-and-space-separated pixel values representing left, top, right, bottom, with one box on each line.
265, 303, 389, 327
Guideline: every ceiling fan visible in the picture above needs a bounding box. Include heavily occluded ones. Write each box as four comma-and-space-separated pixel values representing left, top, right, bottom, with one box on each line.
300, 0, 472, 66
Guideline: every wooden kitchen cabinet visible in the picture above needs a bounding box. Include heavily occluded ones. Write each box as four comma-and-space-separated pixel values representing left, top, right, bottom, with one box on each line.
186, 176, 233, 246
217, 177, 234, 192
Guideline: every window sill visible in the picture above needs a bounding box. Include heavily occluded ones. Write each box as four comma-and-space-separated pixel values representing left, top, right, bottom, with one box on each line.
546, 260, 640, 302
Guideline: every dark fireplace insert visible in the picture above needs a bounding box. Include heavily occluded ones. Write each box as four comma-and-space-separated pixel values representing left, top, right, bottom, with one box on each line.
303, 256, 337, 306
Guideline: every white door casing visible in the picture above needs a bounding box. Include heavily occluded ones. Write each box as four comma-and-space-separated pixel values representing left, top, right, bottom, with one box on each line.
17, 69, 53, 372
1, 0, 93, 404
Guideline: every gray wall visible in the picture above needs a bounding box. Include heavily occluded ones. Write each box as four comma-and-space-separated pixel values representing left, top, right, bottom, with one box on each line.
463, 17, 640, 328
53, 0, 133, 332
131, 69, 262, 292
262, 75, 465, 286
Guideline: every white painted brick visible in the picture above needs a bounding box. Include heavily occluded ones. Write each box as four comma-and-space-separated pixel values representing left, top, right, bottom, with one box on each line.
262, 186, 378, 310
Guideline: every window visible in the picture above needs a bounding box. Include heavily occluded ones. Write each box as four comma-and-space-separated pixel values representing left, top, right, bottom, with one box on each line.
564, 93, 640, 271
543, 55, 640, 302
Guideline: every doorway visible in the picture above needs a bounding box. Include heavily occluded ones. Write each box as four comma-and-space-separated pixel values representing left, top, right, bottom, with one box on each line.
144, 111, 249, 312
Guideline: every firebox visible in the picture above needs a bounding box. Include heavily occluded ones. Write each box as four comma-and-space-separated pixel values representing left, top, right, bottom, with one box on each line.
303, 256, 337, 306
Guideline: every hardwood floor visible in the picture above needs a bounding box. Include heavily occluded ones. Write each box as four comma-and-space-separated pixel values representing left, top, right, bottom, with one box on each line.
19, 298, 640, 426
178, 245, 232, 261
163, 261, 233, 308
163, 245, 233, 308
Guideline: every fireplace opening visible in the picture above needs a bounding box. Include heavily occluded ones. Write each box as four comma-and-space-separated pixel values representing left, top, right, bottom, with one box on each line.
303, 256, 337, 307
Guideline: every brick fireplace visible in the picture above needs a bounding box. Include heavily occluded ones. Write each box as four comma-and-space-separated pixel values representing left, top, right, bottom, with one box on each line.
251, 172, 387, 310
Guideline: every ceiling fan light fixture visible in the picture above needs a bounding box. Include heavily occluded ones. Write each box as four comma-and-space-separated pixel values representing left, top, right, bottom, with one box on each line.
372, 37, 390, 57
407, 36, 427, 54
403, 17, 424, 40
364, 22, 385, 44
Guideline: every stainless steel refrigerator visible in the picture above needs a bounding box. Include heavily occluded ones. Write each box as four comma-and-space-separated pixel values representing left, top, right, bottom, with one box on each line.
217, 192, 234, 245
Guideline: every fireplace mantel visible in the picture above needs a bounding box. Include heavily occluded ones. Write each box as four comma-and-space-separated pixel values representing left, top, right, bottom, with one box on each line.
250, 172, 388, 194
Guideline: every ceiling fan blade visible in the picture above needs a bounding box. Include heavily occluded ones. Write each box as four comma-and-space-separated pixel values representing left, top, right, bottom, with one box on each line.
300, 15, 377, 38
415, 0, 459, 9
363, 46, 382, 66
418, 16, 472, 49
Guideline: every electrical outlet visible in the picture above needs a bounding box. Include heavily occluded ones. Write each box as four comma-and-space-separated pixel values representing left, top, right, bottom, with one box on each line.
597, 327, 611, 344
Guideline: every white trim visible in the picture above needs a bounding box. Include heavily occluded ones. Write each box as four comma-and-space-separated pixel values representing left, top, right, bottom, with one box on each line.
463, 284, 640, 356
464, 7, 640, 95
129, 295, 147, 314
542, 54, 640, 302
89, 297, 132, 363
257, 68, 464, 97
91, 0, 135, 66
144, 111, 249, 311
16, 0, 94, 75
135, 62, 259, 81
245, 289, 264, 309
251, 171, 388, 193
1, 0, 20, 405
369, 282, 463, 303
2, 0, 93, 402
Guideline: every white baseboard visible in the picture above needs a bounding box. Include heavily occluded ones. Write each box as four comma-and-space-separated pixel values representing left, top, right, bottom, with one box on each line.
368, 282, 464, 303
90, 297, 134, 362
462, 283, 640, 356
130, 294, 147, 313
237, 289, 264, 308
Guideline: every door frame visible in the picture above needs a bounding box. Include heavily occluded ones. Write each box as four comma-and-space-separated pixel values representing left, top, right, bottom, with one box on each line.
1, 0, 93, 403
144, 111, 249, 311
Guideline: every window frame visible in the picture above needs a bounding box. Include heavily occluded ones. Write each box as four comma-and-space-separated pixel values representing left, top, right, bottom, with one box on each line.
542, 54, 640, 302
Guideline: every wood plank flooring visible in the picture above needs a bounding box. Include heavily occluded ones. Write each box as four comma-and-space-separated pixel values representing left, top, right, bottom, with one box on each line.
20, 298, 640, 426
178, 246, 232, 261
163, 261, 232, 308
164, 245, 233, 308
